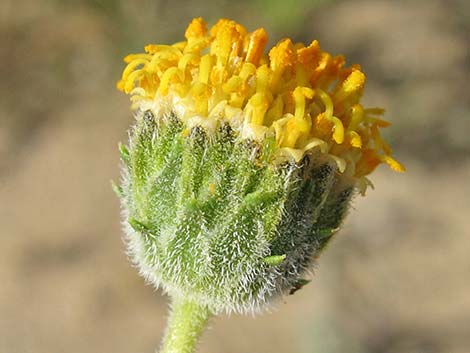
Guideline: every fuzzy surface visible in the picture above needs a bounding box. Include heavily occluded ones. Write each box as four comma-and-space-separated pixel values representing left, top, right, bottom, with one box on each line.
117, 109, 354, 314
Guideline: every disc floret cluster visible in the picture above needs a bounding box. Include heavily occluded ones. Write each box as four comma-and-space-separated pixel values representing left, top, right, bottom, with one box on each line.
118, 17, 404, 191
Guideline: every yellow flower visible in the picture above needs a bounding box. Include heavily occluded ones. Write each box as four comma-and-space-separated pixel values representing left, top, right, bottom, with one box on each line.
117, 17, 404, 185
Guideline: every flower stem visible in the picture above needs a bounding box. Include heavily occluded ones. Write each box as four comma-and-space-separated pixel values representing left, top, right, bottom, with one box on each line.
160, 296, 212, 353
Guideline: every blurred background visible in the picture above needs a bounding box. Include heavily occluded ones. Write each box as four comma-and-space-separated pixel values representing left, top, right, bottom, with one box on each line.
1, 0, 469, 352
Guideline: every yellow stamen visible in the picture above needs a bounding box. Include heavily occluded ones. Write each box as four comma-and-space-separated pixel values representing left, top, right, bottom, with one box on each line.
269, 39, 296, 91
249, 93, 270, 125
185, 17, 207, 39
117, 17, 404, 181
317, 89, 344, 143
122, 59, 149, 82
159, 67, 182, 96
293, 87, 314, 121
245, 28, 268, 65
382, 155, 406, 173
198, 54, 213, 84
347, 131, 362, 148
334, 69, 366, 103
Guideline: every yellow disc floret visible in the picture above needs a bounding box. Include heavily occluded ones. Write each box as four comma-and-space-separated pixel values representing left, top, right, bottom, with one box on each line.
117, 17, 404, 180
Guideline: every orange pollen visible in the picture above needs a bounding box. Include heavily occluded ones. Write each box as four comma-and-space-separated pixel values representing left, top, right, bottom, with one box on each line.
117, 17, 404, 182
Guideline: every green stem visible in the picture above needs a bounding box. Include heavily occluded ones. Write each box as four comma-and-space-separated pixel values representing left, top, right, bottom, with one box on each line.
160, 296, 212, 353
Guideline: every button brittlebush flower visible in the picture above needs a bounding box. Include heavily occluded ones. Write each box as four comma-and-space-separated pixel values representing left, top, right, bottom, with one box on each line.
115, 17, 404, 353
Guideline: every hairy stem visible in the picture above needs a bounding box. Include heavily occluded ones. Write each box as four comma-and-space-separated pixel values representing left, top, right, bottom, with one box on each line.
160, 296, 212, 353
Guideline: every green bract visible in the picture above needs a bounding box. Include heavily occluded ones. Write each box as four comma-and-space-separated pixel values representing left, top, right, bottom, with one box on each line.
117, 109, 354, 314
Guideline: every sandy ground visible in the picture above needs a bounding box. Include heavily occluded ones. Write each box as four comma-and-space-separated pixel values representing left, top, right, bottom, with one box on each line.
1, 0, 469, 352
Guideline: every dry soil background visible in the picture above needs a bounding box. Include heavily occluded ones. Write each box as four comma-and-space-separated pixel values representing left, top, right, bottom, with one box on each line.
1, 1, 469, 352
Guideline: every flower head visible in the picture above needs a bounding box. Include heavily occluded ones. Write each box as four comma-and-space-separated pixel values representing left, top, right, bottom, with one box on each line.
118, 17, 403, 188
116, 18, 404, 314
